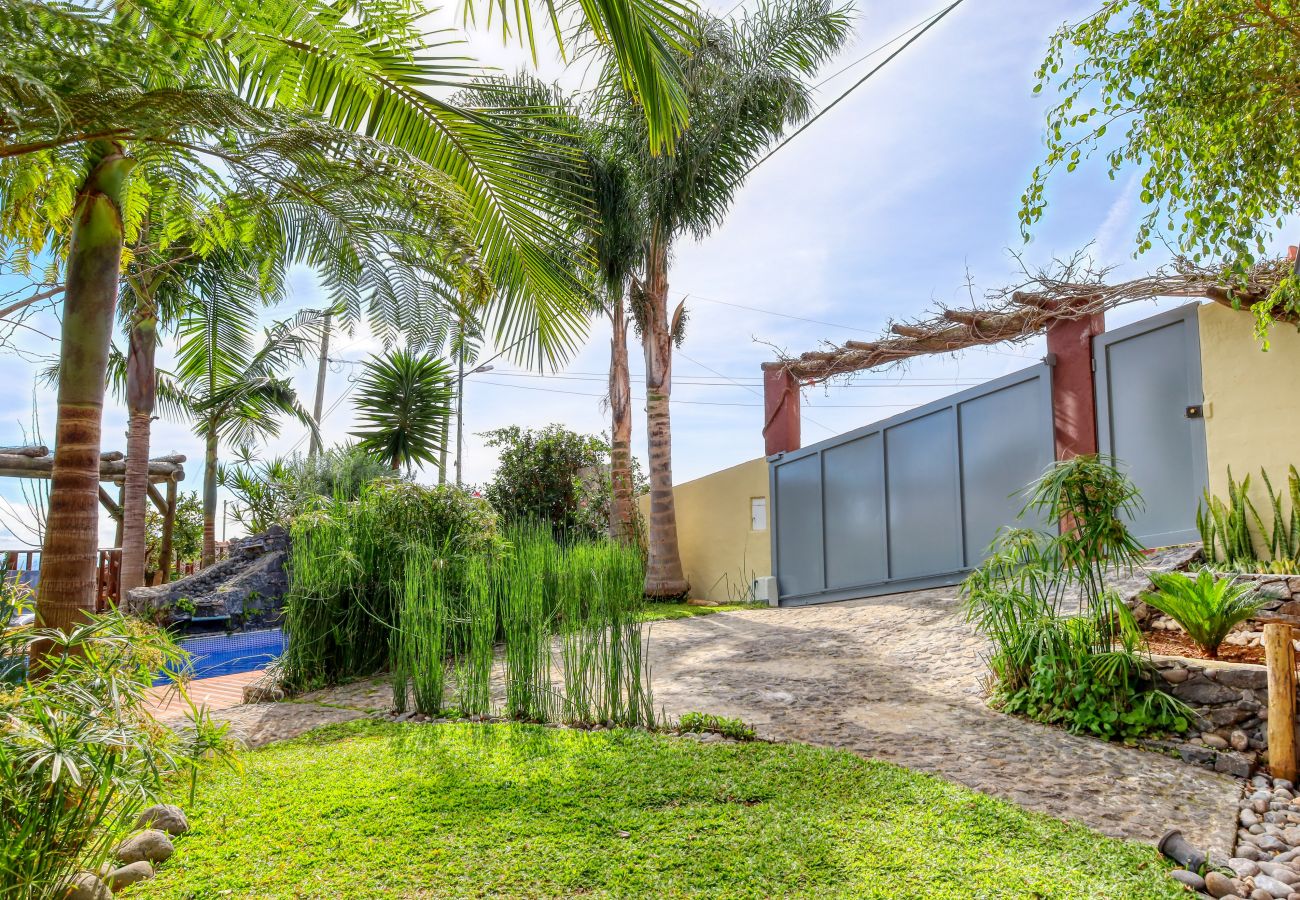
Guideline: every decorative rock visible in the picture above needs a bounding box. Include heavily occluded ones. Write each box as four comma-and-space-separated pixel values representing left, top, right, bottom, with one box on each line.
1162, 667, 1192, 684
1254, 874, 1294, 898
1207, 871, 1245, 898
1259, 862, 1300, 884
105, 861, 154, 892
62, 873, 110, 900
1240, 844, 1266, 861
133, 804, 188, 836
1257, 834, 1291, 853
1169, 869, 1206, 891
1205, 733, 1231, 750
1232, 858, 1264, 877
1234, 730, 1253, 752
114, 829, 174, 865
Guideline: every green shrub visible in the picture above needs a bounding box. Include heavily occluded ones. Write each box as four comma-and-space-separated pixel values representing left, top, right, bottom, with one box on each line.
964, 456, 1191, 741
0, 613, 184, 896
1143, 571, 1265, 658
678, 711, 756, 741
483, 424, 646, 541
281, 480, 501, 690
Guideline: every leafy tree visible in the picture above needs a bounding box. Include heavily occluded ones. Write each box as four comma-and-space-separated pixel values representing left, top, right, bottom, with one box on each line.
1024, 2, 1300, 271
144, 490, 203, 581
351, 350, 455, 473
483, 424, 622, 540
1, 0, 697, 647
615, 0, 853, 596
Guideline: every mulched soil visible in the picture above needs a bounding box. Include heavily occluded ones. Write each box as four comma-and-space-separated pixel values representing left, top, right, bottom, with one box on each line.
1142, 630, 1268, 666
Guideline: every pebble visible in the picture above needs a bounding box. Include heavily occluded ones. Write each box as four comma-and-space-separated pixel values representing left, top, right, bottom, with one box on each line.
1205, 733, 1231, 750
1169, 869, 1205, 891
61, 873, 110, 900
1231, 858, 1263, 878
114, 829, 174, 865
1254, 874, 1293, 898
1207, 871, 1244, 898
133, 804, 188, 836
105, 861, 153, 892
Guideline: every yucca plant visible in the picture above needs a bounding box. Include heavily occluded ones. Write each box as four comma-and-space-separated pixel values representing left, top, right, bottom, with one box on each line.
1143, 571, 1266, 659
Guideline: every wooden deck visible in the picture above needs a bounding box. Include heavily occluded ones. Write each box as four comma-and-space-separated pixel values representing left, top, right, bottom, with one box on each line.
145, 670, 263, 722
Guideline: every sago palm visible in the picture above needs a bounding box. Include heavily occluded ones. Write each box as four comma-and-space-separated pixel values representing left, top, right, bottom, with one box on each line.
351, 350, 455, 473
1144, 571, 1265, 659
614, 0, 854, 595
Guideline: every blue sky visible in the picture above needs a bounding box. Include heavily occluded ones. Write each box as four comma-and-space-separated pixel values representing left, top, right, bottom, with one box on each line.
0, 0, 1291, 546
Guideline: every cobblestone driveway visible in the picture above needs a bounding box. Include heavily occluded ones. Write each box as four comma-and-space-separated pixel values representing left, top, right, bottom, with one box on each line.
647, 588, 1242, 851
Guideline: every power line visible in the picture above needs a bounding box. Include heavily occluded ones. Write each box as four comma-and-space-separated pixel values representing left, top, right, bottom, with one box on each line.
747, 0, 966, 179
470, 376, 928, 409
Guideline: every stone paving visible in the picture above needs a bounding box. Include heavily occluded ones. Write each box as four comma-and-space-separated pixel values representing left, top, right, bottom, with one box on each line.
215, 586, 1244, 851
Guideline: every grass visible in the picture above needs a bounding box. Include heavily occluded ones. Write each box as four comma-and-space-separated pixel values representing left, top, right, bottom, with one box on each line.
640, 600, 766, 622
129, 721, 1182, 900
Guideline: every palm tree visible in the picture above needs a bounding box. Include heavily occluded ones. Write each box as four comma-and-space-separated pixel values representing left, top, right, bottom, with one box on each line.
618, 0, 853, 596
467, 76, 646, 542
169, 280, 323, 565
2, 0, 697, 645
352, 350, 455, 472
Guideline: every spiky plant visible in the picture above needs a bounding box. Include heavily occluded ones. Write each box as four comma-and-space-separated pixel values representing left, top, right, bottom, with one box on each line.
1144, 571, 1265, 659
351, 351, 454, 474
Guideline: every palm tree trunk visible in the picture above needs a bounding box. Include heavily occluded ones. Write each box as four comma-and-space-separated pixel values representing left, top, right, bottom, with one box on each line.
608, 288, 636, 545
120, 306, 157, 596
32, 148, 135, 664
202, 427, 218, 567
641, 234, 688, 598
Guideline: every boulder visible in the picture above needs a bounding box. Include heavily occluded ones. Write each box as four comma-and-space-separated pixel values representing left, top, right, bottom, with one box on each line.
114, 829, 174, 865
126, 526, 289, 628
133, 803, 188, 836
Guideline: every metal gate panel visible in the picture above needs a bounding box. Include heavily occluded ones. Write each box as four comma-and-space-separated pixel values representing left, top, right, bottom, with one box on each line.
823, 434, 887, 589
770, 364, 1054, 605
959, 377, 1053, 563
886, 408, 963, 580
773, 453, 824, 598
1094, 304, 1208, 546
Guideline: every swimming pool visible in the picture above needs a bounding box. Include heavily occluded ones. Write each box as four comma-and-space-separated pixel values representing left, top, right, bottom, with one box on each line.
157, 627, 285, 684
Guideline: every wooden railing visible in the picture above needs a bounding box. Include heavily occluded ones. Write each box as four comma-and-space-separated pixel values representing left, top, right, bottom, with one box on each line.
2, 548, 214, 613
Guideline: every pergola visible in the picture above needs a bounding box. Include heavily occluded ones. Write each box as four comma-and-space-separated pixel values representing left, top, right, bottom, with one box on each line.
0, 444, 187, 593
761, 254, 1293, 456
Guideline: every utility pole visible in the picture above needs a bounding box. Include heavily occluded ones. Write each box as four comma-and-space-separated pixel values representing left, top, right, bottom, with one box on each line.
309, 312, 332, 458
454, 349, 465, 486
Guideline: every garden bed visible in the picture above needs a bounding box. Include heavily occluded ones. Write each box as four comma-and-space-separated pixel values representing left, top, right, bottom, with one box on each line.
1143, 630, 1272, 666
130, 719, 1185, 899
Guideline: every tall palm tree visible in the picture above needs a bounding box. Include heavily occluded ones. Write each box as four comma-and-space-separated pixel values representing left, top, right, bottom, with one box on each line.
352, 350, 455, 472
467, 76, 646, 542
1, 0, 696, 647
619, 0, 853, 596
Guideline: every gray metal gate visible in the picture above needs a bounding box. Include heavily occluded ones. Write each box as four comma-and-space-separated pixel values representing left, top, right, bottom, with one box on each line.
1094, 303, 1208, 546
769, 365, 1055, 606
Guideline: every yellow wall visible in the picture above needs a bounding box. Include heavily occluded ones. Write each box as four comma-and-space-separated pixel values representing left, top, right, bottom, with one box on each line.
1199, 301, 1300, 518
638, 457, 771, 602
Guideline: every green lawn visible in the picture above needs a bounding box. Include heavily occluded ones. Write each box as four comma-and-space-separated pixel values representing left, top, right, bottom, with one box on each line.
130, 721, 1181, 899
639, 600, 766, 621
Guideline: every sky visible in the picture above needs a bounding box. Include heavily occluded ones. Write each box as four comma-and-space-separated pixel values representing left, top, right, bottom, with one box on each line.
1, 0, 1293, 547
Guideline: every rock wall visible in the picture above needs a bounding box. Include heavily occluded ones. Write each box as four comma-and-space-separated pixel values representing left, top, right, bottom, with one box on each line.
1142, 655, 1294, 778
126, 526, 290, 630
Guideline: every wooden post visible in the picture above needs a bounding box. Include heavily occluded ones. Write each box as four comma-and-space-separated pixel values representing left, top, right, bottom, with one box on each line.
158, 478, 177, 584
1265, 622, 1298, 782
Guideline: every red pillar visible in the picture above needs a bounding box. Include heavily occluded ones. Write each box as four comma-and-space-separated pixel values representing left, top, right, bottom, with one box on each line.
762, 366, 801, 456
1046, 313, 1105, 460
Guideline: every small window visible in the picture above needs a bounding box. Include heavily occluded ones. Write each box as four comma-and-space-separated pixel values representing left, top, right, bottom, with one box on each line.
750, 497, 768, 531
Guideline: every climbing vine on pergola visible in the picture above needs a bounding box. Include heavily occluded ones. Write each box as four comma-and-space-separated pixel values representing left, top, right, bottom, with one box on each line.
765, 254, 1294, 385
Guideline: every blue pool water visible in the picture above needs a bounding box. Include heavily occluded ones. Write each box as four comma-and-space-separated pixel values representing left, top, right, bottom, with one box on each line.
156, 628, 285, 684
